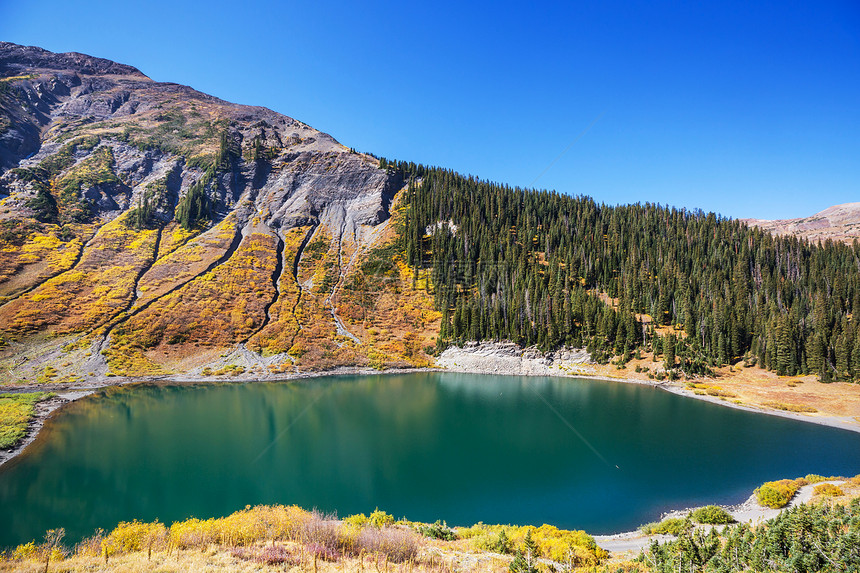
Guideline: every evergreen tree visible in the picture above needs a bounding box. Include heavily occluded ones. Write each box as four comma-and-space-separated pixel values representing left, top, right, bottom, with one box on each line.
382, 159, 860, 381
664, 334, 676, 371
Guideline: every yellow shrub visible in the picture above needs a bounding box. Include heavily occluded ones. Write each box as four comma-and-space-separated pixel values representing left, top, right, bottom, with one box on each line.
169, 517, 220, 549
168, 505, 310, 549
755, 478, 805, 508
12, 541, 37, 560
805, 474, 840, 483
813, 483, 844, 497
531, 524, 607, 564
344, 513, 369, 529
368, 508, 395, 528
462, 523, 605, 564
104, 519, 167, 554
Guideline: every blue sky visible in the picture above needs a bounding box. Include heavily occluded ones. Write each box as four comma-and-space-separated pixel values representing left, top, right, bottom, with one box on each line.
2, 0, 858, 219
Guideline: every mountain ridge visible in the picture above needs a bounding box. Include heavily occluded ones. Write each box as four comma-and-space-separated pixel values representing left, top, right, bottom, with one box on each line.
0, 41, 437, 382
742, 202, 860, 244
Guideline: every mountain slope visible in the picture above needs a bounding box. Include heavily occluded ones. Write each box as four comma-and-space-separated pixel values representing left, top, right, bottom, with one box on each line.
0, 42, 437, 381
742, 202, 860, 244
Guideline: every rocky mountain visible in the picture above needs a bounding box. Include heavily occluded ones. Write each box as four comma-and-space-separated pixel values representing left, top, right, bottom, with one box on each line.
741, 203, 860, 244
0, 42, 438, 382
1, 42, 857, 388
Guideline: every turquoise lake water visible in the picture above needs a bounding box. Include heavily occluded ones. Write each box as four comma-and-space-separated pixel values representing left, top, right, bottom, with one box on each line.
1, 372, 859, 546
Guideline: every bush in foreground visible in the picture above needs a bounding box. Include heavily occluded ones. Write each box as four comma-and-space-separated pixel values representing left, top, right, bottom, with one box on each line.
814, 483, 844, 497
640, 517, 693, 536
754, 478, 806, 508
417, 520, 457, 541
689, 505, 735, 525
459, 522, 607, 565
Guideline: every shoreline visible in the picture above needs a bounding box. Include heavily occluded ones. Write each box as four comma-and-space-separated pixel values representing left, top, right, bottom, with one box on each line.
3, 353, 860, 470
0, 389, 98, 468
593, 479, 850, 554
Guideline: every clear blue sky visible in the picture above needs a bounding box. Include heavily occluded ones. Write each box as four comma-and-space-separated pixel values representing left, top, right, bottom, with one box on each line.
2, 1, 858, 219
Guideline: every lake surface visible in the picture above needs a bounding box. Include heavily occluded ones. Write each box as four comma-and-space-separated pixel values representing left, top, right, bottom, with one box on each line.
1, 373, 860, 546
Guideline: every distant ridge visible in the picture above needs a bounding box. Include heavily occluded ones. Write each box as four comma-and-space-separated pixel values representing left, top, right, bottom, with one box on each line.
742, 202, 860, 244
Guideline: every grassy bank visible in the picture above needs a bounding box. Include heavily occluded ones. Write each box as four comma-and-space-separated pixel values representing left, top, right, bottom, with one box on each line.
0, 392, 54, 449
0, 506, 610, 573
4, 475, 860, 572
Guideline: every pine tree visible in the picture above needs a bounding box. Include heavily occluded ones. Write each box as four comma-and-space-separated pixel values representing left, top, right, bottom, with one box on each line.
836, 332, 850, 381
851, 331, 860, 382
509, 529, 540, 573
664, 334, 676, 371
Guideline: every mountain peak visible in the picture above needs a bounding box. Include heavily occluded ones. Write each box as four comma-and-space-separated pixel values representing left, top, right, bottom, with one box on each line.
0, 42, 148, 79
742, 202, 860, 244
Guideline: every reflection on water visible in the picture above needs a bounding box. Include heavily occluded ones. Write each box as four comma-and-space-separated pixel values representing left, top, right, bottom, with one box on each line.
1, 373, 859, 546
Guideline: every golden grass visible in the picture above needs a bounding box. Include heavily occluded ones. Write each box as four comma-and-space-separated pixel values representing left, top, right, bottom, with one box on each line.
0, 221, 95, 297
135, 215, 237, 307
761, 401, 818, 413
0, 504, 611, 573
0, 215, 158, 338
0, 392, 54, 448
247, 226, 311, 356
106, 224, 278, 374
592, 350, 860, 430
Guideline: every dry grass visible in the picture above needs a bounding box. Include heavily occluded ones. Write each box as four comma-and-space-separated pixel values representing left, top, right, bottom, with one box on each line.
0, 222, 94, 298
335, 198, 441, 370
0, 545, 511, 573
761, 401, 818, 413
588, 349, 860, 429
0, 504, 612, 573
135, 215, 236, 308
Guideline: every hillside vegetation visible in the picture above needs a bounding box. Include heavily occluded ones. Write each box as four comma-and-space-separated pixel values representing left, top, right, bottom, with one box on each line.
0, 505, 608, 573
4, 476, 860, 572
388, 161, 860, 382
0, 42, 437, 381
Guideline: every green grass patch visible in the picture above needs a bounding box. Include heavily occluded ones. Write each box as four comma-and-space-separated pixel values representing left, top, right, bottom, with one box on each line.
0, 392, 56, 449
640, 517, 693, 536
689, 505, 735, 524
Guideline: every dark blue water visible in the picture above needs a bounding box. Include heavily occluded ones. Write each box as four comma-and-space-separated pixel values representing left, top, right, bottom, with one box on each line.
1, 373, 859, 546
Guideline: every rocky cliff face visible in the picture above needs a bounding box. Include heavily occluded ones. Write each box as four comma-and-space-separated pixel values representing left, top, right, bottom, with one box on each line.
0, 42, 438, 383
0, 41, 398, 233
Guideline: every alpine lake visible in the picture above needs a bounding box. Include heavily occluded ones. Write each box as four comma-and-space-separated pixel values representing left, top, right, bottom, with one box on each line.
2, 372, 860, 547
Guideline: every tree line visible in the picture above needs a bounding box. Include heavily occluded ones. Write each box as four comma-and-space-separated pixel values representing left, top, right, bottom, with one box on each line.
382, 159, 860, 382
